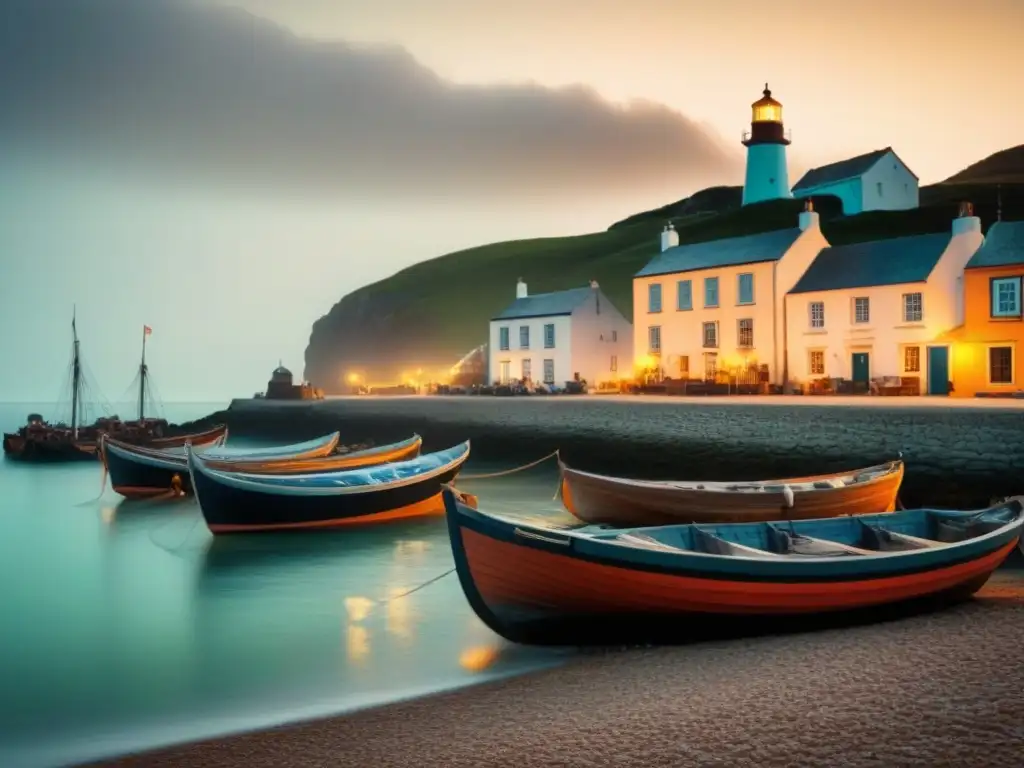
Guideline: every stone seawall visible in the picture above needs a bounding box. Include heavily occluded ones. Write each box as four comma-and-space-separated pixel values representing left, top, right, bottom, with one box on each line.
180, 396, 1024, 509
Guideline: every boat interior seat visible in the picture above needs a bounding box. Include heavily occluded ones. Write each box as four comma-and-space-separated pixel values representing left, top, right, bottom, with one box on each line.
933, 518, 1003, 544
692, 528, 782, 558
615, 532, 687, 552
857, 522, 943, 552
766, 526, 872, 558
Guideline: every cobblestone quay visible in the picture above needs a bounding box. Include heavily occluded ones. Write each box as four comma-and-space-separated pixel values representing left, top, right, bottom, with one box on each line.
181, 395, 1024, 509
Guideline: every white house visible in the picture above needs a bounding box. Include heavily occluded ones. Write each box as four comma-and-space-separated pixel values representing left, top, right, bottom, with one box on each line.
488, 279, 633, 389
791, 147, 919, 215
785, 205, 984, 395
632, 206, 828, 387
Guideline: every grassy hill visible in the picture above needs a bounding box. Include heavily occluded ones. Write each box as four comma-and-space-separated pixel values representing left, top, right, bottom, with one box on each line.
305, 146, 1024, 391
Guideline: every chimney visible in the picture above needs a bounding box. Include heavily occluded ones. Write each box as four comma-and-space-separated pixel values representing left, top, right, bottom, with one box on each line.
798, 198, 820, 232
589, 279, 599, 289
952, 201, 981, 236
660, 222, 680, 252
516, 278, 528, 299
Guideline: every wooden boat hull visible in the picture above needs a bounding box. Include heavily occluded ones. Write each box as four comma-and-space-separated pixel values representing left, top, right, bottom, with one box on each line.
559, 460, 904, 526
139, 424, 229, 450
443, 490, 1021, 646
190, 442, 470, 534
2, 433, 96, 462
102, 434, 422, 499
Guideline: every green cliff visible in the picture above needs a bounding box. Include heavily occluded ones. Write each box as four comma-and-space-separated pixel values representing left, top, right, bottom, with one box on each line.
304, 146, 1024, 391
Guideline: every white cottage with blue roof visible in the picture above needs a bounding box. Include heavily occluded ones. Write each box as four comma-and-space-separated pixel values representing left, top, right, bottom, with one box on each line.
791, 147, 919, 215
488, 279, 632, 390
633, 205, 827, 386
785, 204, 984, 394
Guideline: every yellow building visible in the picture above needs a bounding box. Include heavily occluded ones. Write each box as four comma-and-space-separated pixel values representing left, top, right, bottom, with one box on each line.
942, 220, 1024, 397
633, 206, 827, 387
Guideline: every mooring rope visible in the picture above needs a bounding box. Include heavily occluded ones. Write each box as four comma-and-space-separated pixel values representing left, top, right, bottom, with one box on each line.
458, 449, 560, 480
378, 567, 456, 602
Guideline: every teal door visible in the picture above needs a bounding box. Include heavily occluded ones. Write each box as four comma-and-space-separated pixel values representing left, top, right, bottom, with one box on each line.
851, 353, 869, 383
927, 347, 950, 395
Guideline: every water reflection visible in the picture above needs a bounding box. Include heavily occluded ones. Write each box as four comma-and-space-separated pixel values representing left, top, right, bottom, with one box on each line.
459, 645, 501, 673
344, 596, 374, 623
346, 624, 370, 665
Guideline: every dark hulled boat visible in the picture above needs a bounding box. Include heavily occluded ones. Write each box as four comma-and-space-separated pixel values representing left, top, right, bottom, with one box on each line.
102, 432, 421, 499
443, 487, 1024, 645
188, 441, 470, 534
559, 458, 905, 526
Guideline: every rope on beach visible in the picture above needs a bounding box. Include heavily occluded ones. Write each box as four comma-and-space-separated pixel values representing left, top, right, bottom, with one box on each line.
458, 449, 561, 480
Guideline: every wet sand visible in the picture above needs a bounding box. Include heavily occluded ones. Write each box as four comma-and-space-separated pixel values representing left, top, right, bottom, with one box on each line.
87, 573, 1024, 768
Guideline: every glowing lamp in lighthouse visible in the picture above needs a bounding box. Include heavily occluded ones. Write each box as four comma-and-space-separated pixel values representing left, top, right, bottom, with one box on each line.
741, 84, 792, 206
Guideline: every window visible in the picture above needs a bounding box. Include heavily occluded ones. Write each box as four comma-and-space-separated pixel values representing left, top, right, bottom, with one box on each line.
648, 283, 662, 313
679, 355, 690, 377
544, 323, 555, 348
737, 273, 754, 305
677, 279, 693, 311
610, 355, 617, 372
876, 182, 883, 197
809, 350, 825, 376
737, 318, 754, 348
499, 360, 511, 384
989, 347, 1013, 384
992, 277, 1022, 318
904, 346, 920, 373
611, 330, 618, 342
704, 277, 719, 308
499, 326, 510, 351
521, 358, 532, 381
902, 292, 923, 323
648, 325, 661, 352
809, 301, 825, 329
519, 325, 530, 349
704, 351, 718, 381
853, 297, 870, 324
702, 321, 718, 348
542, 359, 555, 384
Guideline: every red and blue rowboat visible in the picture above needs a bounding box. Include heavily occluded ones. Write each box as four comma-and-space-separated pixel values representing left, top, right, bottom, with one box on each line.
442, 488, 1024, 646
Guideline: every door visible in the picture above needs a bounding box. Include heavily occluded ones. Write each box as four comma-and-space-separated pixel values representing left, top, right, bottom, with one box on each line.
927, 347, 950, 395
499, 361, 510, 384
851, 353, 869, 384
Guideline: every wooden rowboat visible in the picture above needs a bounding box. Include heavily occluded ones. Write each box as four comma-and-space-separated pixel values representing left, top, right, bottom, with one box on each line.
101, 432, 420, 499
558, 457, 905, 526
442, 487, 1024, 646
188, 441, 471, 534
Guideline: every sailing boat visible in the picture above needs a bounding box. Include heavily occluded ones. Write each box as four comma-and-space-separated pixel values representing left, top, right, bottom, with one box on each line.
2, 315, 227, 462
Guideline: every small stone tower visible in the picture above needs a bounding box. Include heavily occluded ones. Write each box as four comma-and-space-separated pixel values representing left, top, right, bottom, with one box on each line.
742, 84, 792, 206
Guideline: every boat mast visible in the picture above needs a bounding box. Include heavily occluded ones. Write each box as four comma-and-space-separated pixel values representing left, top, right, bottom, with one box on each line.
71, 307, 81, 439
138, 324, 148, 422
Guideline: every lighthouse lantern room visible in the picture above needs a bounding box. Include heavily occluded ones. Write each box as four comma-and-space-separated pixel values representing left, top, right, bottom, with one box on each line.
741, 84, 792, 206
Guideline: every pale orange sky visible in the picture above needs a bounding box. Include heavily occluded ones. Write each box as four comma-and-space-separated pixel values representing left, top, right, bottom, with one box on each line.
219, 0, 1024, 182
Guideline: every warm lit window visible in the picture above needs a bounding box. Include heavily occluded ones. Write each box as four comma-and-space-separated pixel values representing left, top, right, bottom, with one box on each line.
809, 350, 825, 376
853, 297, 870, 324
704, 351, 719, 380
904, 346, 920, 373
902, 293, 923, 323
648, 283, 662, 313
737, 273, 755, 305
499, 327, 510, 351
992, 277, 1022, 318
677, 280, 692, 310
704, 277, 719, 308
752, 104, 781, 123
679, 355, 690, 377
809, 301, 825, 329
521, 358, 532, 380
519, 325, 530, 349
737, 318, 753, 348
989, 347, 1013, 385
544, 323, 555, 348
610, 356, 617, 372
702, 321, 718, 348
648, 325, 661, 352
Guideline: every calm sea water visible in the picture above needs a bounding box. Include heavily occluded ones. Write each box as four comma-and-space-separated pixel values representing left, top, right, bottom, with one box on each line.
0, 402, 571, 768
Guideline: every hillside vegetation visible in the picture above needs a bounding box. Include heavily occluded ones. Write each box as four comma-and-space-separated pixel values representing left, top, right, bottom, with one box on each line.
305, 146, 1024, 391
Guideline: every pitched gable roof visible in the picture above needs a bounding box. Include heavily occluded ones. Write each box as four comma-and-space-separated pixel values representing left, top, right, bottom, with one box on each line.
789, 232, 951, 294
491, 286, 595, 321
792, 147, 917, 192
634, 227, 804, 279
966, 220, 1024, 269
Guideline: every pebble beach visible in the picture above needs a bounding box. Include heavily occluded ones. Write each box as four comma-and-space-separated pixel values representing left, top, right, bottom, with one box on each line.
87, 570, 1024, 768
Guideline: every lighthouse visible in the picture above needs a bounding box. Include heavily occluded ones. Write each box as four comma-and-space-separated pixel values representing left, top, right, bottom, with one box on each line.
741, 84, 792, 206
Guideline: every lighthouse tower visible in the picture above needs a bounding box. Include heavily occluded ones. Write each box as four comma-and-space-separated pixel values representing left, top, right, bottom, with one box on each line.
741, 84, 792, 206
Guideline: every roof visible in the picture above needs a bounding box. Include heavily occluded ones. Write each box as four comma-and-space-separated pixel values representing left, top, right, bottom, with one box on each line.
272, 365, 292, 376
634, 227, 804, 279
491, 286, 595, 321
792, 147, 916, 192
966, 220, 1024, 269
789, 232, 951, 294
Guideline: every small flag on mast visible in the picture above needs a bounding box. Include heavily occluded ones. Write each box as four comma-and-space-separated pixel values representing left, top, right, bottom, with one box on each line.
144, 325, 152, 336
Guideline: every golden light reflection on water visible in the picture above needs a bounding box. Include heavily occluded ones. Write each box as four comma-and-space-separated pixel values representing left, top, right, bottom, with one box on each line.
344, 596, 375, 623
346, 624, 370, 664
385, 586, 413, 642
394, 540, 431, 559
459, 645, 500, 673
100, 507, 116, 525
